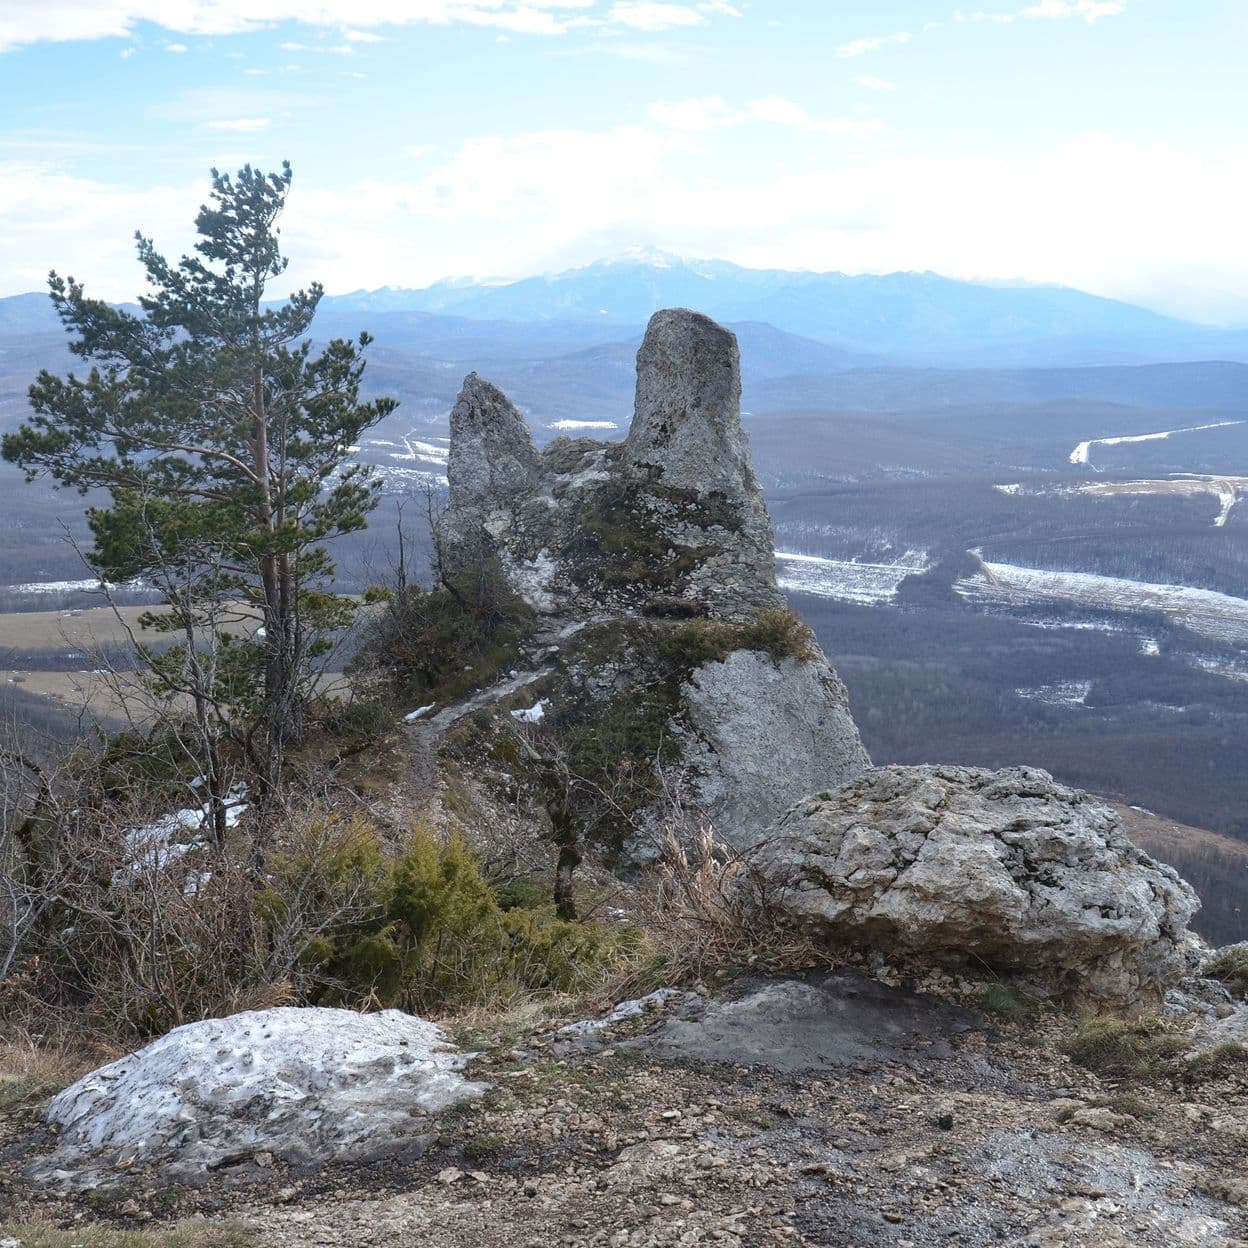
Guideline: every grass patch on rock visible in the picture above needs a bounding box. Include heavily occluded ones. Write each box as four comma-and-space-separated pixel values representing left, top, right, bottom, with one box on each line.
1065, 1015, 1189, 1080
1203, 947, 1248, 999
659, 609, 817, 669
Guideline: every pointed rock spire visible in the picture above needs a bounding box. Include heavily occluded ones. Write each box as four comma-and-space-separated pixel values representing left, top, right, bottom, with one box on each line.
446, 372, 540, 512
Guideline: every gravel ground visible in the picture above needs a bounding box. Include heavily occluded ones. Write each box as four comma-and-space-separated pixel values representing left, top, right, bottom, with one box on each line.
3, 977, 1247, 1248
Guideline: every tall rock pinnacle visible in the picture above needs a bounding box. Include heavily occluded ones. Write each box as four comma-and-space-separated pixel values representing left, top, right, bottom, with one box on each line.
624, 308, 755, 498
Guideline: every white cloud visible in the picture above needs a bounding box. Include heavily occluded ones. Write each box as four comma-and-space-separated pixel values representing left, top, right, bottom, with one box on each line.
289, 130, 1248, 324
852, 74, 896, 90
165, 42, 188, 52
956, 1, 1128, 23
0, 1, 606, 51
607, 2, 704, 30
280, 40, 356, 54
1022, 0, 1127, 20
549, 37, 695, 61
0, 162, 199, 294
650, 95, 885, 139
0, 0, 751, 51
3, 125, 1244, 325
204, 117, 273, 131
158, 85, 311, 124
835, 30, 911, 58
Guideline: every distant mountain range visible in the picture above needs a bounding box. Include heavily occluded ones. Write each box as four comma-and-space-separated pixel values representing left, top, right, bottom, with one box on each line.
317, 254, 1248, 369
4, 255, 1247, 434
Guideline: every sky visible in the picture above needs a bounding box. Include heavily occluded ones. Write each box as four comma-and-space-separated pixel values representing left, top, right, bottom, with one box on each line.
1, 0, 1246, 323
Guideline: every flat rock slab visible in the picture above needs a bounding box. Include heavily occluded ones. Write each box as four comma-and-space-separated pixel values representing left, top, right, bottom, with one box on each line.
631, 971, 977, 1073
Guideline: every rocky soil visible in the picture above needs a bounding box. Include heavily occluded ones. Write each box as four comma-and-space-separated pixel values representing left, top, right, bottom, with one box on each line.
3, 974, 1247, 1248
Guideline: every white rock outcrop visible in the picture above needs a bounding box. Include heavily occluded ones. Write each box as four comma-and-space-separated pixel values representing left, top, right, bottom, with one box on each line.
746, 765, 1201, 1005
43, 1007, 486, 1180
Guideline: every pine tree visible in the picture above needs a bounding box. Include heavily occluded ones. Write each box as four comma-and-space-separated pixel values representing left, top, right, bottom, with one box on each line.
3, 163, 396, 807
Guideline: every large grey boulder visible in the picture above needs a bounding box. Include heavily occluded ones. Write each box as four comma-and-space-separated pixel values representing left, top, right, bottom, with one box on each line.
39, 1007, 486, 1184
625, 308, 748, 495
746, 765, 1201, 1005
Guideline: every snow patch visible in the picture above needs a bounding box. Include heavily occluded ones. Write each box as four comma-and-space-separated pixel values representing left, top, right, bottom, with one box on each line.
395, 435, 450, 466
1015, 680, 1093, 708
957, 559, 1248, 648
376, 466, 449, 493
404, 704, 436, 722
555, 989, 699, 1040
1077, 473, 1248, 528
550, 420, 619, 431
1069, 421, 1243, 467
3, 578, 151, 596
119, 784, 249, 881
507, 550, 559, 612
511, 699, 549, 724
775, 549, 929, 606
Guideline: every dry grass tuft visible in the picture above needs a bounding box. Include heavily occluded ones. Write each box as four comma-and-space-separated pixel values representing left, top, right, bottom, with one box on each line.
0, 1030, 101, 1108
608, 824, 831, 1001
0, 1218, 251, 1247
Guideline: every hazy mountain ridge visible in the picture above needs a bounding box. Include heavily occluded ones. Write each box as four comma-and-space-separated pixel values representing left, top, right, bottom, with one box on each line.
319, 255, 1248, 367
8, 254, 1248, 377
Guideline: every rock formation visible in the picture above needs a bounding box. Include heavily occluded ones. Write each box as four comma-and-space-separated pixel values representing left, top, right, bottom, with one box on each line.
439, 309, 783, 621
745, 765, 1201, 1006
39, 1008, 486, 1184
433, 308, 869, 848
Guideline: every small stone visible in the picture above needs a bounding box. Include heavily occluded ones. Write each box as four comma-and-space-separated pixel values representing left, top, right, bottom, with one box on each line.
1069, 1107, 1129, 1131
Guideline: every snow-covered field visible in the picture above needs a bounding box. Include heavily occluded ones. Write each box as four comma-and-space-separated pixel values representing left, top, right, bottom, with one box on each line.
994, 470, 1248, 526
374, 465, 449, 492
1016, 680, 1093, 708
354, 432, 451, 493
550, 420, 619, 431
775, 549, 929, 605
956, 559, 1248, 648
1069, 421, 1243, 467
6, 578, 107, 595
1078, 474, 1248, 527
